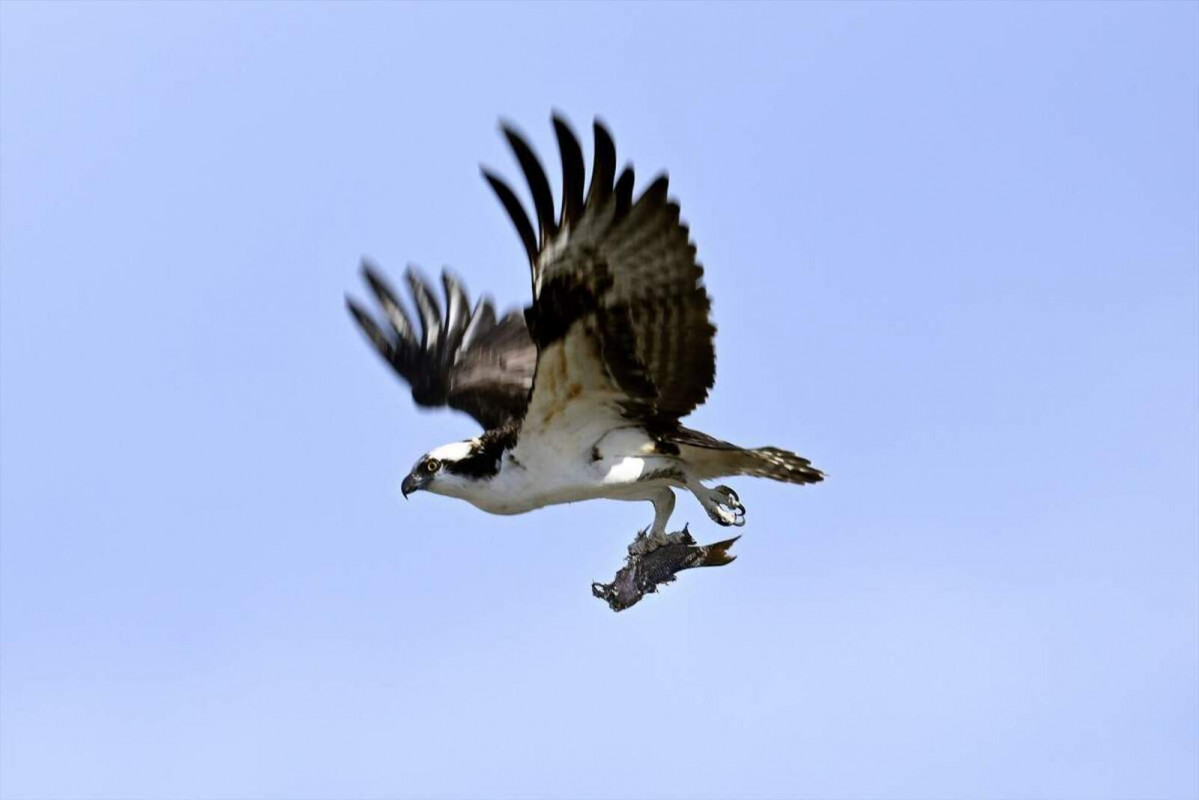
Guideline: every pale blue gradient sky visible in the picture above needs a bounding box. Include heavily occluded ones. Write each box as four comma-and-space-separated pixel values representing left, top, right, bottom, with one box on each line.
1, 2, 1196, 799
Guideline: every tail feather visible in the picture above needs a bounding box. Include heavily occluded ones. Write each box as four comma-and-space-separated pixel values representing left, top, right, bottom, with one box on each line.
663, 426, 824, 485
740, 446, 824, 485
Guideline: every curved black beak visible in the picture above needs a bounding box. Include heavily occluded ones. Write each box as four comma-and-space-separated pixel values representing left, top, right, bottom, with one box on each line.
401, 472, 420, 499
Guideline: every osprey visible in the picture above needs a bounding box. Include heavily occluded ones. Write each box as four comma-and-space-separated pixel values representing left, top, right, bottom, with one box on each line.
347, 116, 822, 549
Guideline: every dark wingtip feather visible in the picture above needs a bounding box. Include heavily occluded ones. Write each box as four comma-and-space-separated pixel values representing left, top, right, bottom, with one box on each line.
345, 294, 367, 322
441, 269, 470, 354
614, 165, 635, 218
460, 296, 496, 350
346, 296, 394, 359
403, 265, 443, 345
482, 167, 538, 266
361, 263, 394, 302
360, 258, 389, 294
441, 269, 468, 307
500, 124, 558, 244
361, 265, 417, 345
644, 173, 670, 204
552, 114, 585, 228
588, 119, 616, 206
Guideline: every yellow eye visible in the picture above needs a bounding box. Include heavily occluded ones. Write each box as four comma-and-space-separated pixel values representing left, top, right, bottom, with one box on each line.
424, 458, 440, 474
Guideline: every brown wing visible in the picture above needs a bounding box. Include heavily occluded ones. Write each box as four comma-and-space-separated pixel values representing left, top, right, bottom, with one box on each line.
483, 116, 716, 433
346, 262, 536, 430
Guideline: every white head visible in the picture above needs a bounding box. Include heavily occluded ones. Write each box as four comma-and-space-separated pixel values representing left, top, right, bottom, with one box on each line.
399, 436, 507, 500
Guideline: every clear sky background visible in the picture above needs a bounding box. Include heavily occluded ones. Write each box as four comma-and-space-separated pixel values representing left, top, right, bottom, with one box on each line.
1, 2, 1196, 798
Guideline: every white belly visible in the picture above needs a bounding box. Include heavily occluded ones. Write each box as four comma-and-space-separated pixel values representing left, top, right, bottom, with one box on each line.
458, 426, 677, 516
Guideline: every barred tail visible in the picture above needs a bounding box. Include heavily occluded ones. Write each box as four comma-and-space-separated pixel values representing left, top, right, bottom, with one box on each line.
739, 446, 824, 485
664, 427, 824, 485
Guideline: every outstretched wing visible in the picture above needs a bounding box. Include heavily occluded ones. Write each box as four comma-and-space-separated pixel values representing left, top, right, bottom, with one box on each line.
346, 262, 536, 430
484, 116, 716, 438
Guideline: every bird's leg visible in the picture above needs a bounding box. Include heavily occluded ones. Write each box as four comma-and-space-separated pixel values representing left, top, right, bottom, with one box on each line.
649, 488, 676, 538
628, 489, 677, 556
687, 479, 746, 527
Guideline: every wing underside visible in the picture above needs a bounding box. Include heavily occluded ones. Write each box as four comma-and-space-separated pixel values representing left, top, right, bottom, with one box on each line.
346, 263, 536, 430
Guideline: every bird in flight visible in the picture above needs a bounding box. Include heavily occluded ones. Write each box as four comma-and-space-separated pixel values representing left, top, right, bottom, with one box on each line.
347, 115, 823, 550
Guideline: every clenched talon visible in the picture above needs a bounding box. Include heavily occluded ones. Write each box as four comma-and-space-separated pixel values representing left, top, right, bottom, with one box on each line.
627, 529, 652, 557
701, 485, 746, 527
628, 528, 684, 557
706, 505, 746, 527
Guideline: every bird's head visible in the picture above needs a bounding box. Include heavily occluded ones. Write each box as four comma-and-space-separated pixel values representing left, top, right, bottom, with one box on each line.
401, 439, 487, 500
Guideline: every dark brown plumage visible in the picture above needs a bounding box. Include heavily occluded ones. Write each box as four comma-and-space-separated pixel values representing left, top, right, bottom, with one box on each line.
349, 114, 718, 435
485, 115, 718, 429
345, 263, 535, 430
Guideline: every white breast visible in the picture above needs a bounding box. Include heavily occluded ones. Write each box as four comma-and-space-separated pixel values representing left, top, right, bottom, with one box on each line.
454, 424, 668, 516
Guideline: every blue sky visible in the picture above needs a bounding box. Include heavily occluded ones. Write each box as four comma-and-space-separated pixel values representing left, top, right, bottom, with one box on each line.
1, 2, 1196, 798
